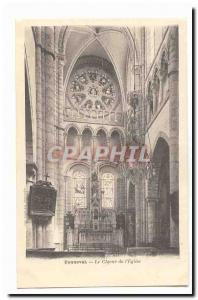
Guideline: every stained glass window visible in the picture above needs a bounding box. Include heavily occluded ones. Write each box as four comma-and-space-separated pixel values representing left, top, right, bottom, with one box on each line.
67, 66, 118, 117
101, 173, 114, 208
72, 171, 87, 208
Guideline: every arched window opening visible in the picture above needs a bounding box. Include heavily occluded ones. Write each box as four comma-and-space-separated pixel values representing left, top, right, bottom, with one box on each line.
72, 170, 87, 209
153, 69, 160, 112
96, 129, 107, 146
160, 51, 169, 102
160, 51, 168, 80
66, 127, 78, 147
152, 137, 171, 248
128, 182, 135, 209
82, 128, 92, 149
93, 208, 99, 220
110, 130, 121, 148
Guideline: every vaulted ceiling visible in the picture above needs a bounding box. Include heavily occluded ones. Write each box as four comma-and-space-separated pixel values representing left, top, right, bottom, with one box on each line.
58, 26, 138, 102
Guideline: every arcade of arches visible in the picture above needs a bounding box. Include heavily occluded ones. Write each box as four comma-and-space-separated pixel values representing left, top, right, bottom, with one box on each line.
25, 25, 179, 254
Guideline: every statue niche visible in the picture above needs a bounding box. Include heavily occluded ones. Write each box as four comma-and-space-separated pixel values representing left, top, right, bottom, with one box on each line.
126, 91, 140, 144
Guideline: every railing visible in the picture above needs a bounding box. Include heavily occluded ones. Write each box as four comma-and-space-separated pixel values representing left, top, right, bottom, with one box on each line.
67, 243, 125, 254
63, 107, 124, 126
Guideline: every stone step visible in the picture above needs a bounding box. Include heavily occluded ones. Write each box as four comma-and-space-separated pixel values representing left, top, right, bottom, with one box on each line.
127, 247, 179, 256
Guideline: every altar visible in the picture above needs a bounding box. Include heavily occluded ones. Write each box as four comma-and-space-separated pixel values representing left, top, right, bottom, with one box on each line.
66, 227, 124, 252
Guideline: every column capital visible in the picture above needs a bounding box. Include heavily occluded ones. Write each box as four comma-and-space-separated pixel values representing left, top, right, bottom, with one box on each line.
55, 52, 65, 64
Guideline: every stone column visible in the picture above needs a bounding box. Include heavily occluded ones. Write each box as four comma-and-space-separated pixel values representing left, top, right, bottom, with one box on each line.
158, 74, 164, 104
141, 28, 146, 137
152, 82, 157, 114
36, 221, 43, 248
34, 27, 43, 180
41, 27, 46, 177
146, 103, 150, 125
106, 137, 110, 150
43, 217, 52, 248
141, 175, 146, 245
137, 172, 145, 245
92, 135, 98, 159
44, 26, 55, 181
135, 186, 141, 246
145, 168, 158, 246
26, 162, 37, 249
55, 55, 65, 250
44, 26, 56, 248
144, 178, 149, 244
168, 27, 179, 248
42, 223, 46, 247
134, 171, 142, 246
78, 134, 82, 155
145, 194, 148, 244
26, 183, 33, 249
147, 198, 156, 244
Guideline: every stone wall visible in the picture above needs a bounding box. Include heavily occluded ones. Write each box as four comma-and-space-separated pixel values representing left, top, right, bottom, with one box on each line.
25, 25, 179, 252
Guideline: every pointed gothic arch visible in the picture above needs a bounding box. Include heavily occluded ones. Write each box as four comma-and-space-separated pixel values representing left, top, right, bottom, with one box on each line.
25, 62, 33, 162
63, 36, 126, 106
152, 137, 170, 248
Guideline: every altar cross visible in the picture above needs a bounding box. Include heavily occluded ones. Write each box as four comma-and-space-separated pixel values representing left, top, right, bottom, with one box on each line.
45, 173, 50, 181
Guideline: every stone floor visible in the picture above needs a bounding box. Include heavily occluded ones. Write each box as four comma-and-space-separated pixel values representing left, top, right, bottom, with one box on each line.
26, 246, 179, 258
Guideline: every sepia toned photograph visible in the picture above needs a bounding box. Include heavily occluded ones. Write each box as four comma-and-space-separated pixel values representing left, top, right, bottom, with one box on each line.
15, 19, 189, 288
25, 24, 179, 257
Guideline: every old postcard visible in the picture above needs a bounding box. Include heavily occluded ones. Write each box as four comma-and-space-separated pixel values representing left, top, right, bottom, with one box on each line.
16, 19, 189, 288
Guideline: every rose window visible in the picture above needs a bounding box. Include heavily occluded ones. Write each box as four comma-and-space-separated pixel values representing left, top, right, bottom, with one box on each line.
67, 67, 119, 116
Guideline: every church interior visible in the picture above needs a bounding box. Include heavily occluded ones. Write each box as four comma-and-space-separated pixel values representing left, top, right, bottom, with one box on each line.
25, 25, 179, 256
